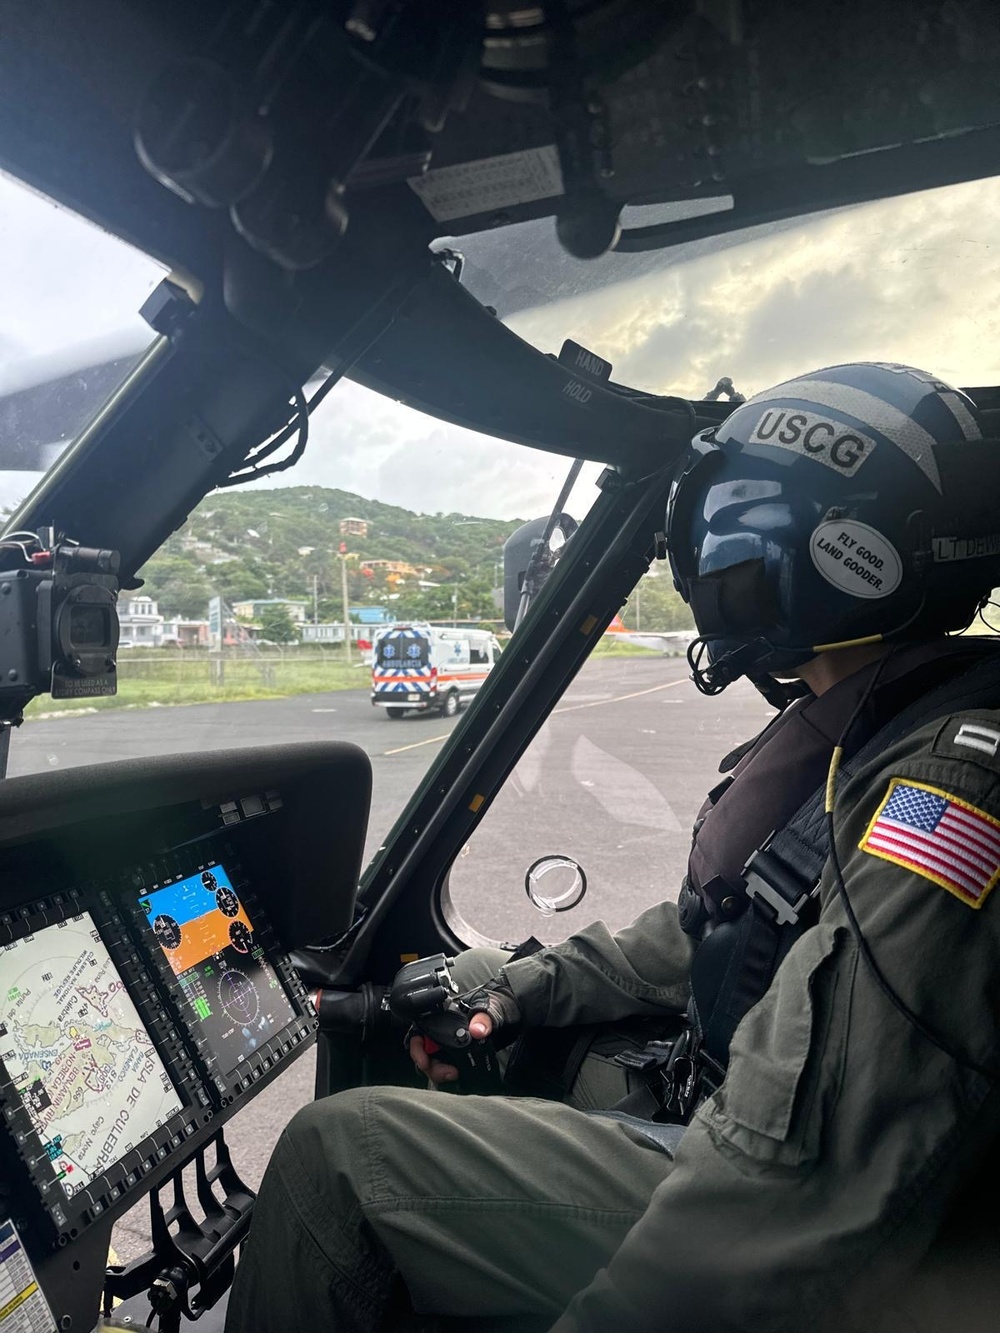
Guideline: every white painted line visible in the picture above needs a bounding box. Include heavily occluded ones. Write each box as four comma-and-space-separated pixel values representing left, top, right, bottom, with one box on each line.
554, 678, 688, 714
382, 733, 451, 756
312, 708, 338, 713
381, 678, 689, 755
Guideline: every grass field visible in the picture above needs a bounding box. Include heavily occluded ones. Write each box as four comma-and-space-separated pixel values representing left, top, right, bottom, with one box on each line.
23, 638, 671, 720
25, 652, 364, 719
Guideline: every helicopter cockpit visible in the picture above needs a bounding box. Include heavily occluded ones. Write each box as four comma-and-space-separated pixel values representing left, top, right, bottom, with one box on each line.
0, 2, 999, 1329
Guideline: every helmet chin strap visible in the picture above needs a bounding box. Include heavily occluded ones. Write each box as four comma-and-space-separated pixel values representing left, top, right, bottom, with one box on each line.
686, 595, 930, 704
748, 674, 811, 710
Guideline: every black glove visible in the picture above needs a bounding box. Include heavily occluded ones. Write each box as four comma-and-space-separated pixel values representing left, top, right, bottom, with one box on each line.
460, 973, 523, 1049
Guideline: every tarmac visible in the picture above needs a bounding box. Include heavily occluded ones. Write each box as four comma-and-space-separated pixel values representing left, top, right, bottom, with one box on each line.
8, 656, 769, 1262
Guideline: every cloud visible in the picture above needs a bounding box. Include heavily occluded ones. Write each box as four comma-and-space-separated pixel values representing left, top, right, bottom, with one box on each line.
248, 379, 602, 520
506, 177, 1000, 406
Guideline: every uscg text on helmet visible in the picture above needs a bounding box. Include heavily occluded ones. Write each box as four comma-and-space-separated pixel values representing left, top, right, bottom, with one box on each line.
748, 408, 876, 476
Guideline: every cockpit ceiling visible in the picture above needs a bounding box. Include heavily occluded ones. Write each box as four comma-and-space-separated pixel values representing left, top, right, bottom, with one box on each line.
1, 1, 999, 283
2, 0, 1000, 558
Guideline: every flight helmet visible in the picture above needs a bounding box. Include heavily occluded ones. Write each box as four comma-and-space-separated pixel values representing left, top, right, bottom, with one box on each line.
666, 362, 1000, 695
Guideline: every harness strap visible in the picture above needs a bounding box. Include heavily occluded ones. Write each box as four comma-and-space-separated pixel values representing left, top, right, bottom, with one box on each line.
609, 649, 1000, 1124
682, 648, 1000, 1091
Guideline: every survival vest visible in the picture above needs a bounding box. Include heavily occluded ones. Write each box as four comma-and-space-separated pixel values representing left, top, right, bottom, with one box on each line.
662, 639, 1000, 1118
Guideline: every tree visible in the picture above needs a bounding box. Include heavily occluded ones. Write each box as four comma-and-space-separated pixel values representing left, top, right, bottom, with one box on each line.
137, 553, 213, 618
391, 578, 498, 622
258, 605, 297, 644
136, 484, 525, 622
621, 571, 694, 632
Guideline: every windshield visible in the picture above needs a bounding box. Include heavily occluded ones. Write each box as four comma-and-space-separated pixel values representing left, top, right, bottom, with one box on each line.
3, 168, 1000, 892
0, 169, 165, 511
448, 176, 1000, 397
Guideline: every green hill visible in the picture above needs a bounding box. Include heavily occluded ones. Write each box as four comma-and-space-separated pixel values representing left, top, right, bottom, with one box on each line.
136, 486, 522, 621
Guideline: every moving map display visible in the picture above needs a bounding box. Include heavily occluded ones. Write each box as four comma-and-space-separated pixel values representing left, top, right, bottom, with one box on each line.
139, 865, 296, 1076
0, 914, 183, 1199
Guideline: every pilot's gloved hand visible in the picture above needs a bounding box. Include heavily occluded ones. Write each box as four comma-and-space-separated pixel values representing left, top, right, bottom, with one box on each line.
409, 974, 521, 1087
409, 1031, 463, 1086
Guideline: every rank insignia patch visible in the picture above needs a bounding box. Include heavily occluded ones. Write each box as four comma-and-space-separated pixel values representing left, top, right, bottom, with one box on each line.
860, 779, 1000, 908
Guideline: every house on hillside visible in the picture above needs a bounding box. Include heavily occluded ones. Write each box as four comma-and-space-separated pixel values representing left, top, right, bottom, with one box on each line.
339, 516, 369, 538
231, 598, 310, 624
359, 560, 427, 584
179, 534, 237, 564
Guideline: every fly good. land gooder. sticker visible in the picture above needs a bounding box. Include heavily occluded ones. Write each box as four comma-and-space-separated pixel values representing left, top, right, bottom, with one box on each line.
809, 520, 902, 599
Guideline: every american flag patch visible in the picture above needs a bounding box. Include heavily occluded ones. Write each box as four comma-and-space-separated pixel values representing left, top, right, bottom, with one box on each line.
860, 779, 1000, 908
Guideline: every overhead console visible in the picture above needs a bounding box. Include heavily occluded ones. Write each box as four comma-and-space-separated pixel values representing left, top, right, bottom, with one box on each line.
0, 742, 370, 1332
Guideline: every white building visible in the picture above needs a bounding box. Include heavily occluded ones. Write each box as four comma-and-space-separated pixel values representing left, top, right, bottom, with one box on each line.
301, 623, 368, 644
118, 595, 165, 648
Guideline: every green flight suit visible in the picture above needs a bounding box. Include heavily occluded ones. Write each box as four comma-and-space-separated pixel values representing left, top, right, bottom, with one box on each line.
226, 710, 1000, 1332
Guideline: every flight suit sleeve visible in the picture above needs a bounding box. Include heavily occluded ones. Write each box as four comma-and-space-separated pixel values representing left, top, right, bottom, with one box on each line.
501, 898, 695, 1028
548, 713, 1000, 1332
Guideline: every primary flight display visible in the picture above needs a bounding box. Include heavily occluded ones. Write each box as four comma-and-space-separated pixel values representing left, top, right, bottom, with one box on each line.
138, 864, 296, 1076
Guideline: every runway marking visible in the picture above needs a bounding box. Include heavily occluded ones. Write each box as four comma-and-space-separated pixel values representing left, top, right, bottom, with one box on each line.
380, 678, 689, 755
382, 733, 450, 756
554, 678, 688, 713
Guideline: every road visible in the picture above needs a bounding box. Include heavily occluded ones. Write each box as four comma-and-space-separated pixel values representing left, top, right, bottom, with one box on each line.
10, 657, 770, 1262
11, 658, 770, 924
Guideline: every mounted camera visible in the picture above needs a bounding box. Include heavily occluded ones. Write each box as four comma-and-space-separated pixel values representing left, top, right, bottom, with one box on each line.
0, 526, 120, 721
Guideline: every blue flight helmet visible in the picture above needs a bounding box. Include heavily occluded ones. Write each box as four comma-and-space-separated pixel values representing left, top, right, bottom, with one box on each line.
667, 362, 1000, 696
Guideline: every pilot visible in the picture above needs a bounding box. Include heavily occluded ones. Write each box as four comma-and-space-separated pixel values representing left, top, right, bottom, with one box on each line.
227, 363, 1000, 1332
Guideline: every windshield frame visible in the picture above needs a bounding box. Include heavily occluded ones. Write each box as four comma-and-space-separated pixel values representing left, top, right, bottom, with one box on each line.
330, 462, 674, 981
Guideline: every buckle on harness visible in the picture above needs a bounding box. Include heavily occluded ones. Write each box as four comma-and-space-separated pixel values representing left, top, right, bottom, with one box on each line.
743, 846, 819, 927
660, 1029, 703, 1120
613, 1041, 674, 1074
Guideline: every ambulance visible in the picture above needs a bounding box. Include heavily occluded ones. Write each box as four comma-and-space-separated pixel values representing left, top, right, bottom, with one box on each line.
371, 623, 502, 718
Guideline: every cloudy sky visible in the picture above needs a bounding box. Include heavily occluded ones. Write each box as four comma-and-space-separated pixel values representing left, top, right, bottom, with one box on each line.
1, 167, 1000, 524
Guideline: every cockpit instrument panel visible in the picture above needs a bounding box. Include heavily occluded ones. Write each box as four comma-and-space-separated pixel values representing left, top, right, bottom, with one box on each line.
0, 835, 316, 1243
0, 742, 368, 1333
131, 860, 302, 1097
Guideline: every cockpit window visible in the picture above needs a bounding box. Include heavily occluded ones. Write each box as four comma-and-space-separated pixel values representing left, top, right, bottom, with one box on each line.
0, 169, 165, 515
442, 174, 1000, 400
1, 168, 997, 888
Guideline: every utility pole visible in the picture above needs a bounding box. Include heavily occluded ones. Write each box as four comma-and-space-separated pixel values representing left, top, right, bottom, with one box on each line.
452, 588, 458, 627
339, 543, 351, 664
313, 572, 318, 626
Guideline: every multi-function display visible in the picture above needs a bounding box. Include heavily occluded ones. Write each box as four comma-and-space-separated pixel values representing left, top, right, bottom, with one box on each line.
0, 837, 315, 1246
137, 864, 296, 1077
0, 913, 183, 1198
